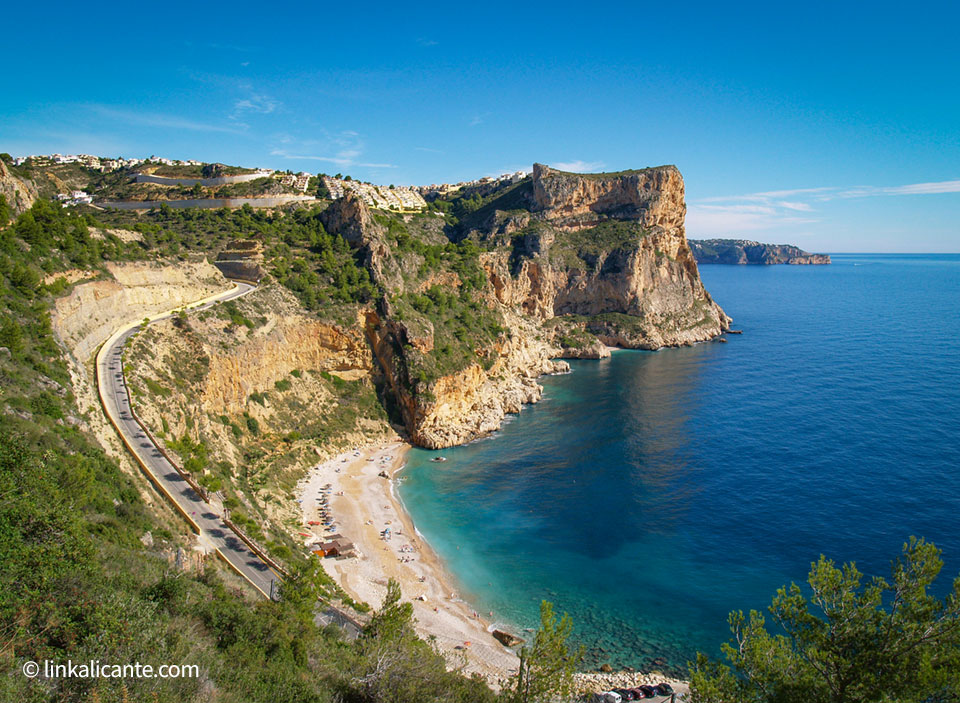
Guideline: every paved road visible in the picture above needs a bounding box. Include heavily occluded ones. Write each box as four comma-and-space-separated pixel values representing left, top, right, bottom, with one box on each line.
96, 282, 281, 599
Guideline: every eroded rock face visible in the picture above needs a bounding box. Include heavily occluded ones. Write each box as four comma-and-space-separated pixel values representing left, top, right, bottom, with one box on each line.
364, 308, 568, 449
531, 162, 686, 231
0, 160, 38, 216
51, 259, 229, 363
480, 166, 729, 350
359, 163, 729, 446
214, 239, 266, 282
203, 312, 372, 415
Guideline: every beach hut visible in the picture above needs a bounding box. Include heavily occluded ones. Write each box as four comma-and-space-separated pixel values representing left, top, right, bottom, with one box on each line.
316, 540, 355, 558
316, 542, 341, 557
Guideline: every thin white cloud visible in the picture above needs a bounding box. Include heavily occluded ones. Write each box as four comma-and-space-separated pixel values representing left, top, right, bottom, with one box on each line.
234, 93, 278, 115
272, 151, 397, 169
699, 187, 834, 203
689, 177, 960, 237
469, 115, 484, 126
91, 106, 247, 134
552, 160, 605, 173
686, 205, 817, 235
268, 130, 396, 169
776, 201, 814, 211
831, 179, 960, 199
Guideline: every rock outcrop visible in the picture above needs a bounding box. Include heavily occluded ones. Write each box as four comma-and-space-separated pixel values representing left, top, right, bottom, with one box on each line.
357, 163, 728, 446
214, 239, 266, 282
530, 163, 687, 232
478, 164, 730, 348
0, 159, 38, 216
689, 238, 831, 265
366, 308, 568, 448
51, 259, 229, 363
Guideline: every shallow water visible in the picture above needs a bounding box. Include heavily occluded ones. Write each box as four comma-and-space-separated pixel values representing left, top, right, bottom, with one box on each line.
398, 254, 960, 673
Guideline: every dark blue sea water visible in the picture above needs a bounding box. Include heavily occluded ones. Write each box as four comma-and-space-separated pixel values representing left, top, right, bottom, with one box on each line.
397, 254, 960, 674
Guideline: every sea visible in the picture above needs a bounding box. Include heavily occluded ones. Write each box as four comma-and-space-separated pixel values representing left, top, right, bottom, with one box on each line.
397, 254, 960, 675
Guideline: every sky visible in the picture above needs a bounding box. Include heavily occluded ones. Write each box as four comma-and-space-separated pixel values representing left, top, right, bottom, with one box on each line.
2, 1, 959, 252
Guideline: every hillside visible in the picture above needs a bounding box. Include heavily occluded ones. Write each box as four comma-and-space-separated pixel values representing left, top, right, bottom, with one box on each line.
689, 238, 831, 264
0, 194, 499, 702
0, 158, 728, 699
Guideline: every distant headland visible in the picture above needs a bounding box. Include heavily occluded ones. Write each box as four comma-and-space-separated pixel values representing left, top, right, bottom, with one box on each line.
689, 238, 831, 265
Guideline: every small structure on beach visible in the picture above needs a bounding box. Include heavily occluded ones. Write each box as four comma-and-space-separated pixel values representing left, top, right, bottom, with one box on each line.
314, 540, 356, 558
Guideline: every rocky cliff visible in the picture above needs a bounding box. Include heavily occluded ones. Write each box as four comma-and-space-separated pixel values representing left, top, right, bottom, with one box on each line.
530, 162, 687, 231
0, 159, 38, 216
478, 164, 729, 348
93, 162, 729, 451
52, 259, 230, 363
319, 163, 729, 447
689, 238, 831, 265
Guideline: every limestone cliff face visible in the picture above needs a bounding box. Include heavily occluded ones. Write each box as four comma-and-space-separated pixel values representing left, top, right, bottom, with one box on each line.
214, 239, 266, 282
530, 163, 686, 231
202, 308, 372, 416
52, 259, 229, 363
343, 162, 729, 446
365, 309, 567, 449
123, 283, 390, 531
481, 165, 729, 349
483, 229, 725, 348
0, 160, 38, 216
689, 238, 831, 265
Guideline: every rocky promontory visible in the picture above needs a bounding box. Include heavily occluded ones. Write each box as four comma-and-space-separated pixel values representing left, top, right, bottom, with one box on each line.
317, 163, 730, 447
689, 238, 830, 264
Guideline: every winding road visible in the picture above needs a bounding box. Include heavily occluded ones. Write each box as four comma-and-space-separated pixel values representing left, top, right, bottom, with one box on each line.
96, 281, 281, 598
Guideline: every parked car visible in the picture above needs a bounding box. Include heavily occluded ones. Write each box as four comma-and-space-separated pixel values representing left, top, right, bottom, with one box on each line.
637, 685, 658, 698
655, 683, 674, 696
614, 688, 638, 701
592, 692, 622, 703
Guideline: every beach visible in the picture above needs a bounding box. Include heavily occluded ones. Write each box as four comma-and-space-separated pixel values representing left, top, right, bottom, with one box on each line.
296, 441, 520, 687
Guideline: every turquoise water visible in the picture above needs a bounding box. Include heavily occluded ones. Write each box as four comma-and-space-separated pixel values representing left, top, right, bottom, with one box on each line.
397, 254, 960, 674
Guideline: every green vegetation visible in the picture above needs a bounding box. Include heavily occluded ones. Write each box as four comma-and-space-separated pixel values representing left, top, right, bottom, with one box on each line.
95, 204, 377, 309
551, 165, 669, 180
4, 198, 140, 269
689, 538, 960, 703
167, 433, 209, 475
0, 198, 504, 702
217, 299, 257, 329
443, 178, 533, 233
0, 193, 10, 226
375, 216, 508, 384
310, 372, 388, 443
549, 220, 648, 270
505, 601, 584, 703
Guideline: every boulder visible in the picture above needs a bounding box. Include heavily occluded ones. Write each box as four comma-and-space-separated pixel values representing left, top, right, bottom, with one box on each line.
492, 629, 524, 647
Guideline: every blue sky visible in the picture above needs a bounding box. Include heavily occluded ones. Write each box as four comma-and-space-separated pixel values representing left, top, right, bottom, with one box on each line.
3, 1, 958, 251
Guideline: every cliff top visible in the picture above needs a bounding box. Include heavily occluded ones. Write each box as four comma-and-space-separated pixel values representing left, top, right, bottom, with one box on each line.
532, 162, 680, 180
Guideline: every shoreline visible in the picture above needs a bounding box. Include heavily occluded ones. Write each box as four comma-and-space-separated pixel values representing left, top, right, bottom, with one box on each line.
295, 439, 690, 697
296, 440, 520, 687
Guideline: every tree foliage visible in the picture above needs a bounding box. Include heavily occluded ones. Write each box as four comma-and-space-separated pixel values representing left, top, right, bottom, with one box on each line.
505, 600, 584, 703
689, 538, 960, 703
354, 578, 496, 703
